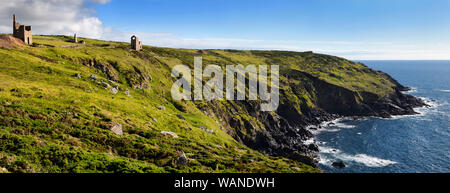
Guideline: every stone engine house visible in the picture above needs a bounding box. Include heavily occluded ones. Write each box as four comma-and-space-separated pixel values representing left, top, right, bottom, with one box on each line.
131, 35, 142, 51
13, 14, 32, 45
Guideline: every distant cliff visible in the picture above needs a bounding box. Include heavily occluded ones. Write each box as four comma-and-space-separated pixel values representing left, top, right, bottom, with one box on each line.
0, 35, 424, 173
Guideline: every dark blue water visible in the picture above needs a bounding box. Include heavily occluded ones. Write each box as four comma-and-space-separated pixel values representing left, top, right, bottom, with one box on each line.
316, 60, 450, 173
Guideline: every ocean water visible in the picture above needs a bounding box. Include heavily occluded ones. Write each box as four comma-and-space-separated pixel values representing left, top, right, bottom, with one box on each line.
315, 60, 450, 173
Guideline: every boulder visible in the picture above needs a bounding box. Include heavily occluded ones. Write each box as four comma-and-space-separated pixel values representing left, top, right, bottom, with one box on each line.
199, 126, 214, 134
89, 74, 97, 81
289, 167, 302, 172
332, 161, 346, 168
0, 167, 8, 173
110, 87, 118, 94
101, 81, 111, 88
160, 131, 179, 138
73, 73, 81, 79
307, 143, 319, 151
157, 106, 166, 111
110, 123, 123, 135
108, 80, 120, 87
176, 114, 186, 120
176, 151, 188, 166
125, 89, 131, 97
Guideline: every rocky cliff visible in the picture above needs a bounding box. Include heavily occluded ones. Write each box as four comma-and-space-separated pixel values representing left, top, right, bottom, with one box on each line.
194, 52, 425, 167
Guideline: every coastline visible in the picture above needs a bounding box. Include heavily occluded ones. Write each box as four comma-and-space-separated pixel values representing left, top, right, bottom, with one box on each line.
307, 88, 435, 171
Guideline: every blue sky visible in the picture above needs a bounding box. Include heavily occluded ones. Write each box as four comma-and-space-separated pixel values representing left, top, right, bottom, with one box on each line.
3, 0, 450, 59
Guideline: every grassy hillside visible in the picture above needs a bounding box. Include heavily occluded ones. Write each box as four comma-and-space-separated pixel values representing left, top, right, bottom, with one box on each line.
0, 35, 403, 173
0, 35, 321, 173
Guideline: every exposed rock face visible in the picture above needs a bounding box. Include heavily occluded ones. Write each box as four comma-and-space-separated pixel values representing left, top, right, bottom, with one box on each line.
82, 58, 120, 82
303, 70, 425, 118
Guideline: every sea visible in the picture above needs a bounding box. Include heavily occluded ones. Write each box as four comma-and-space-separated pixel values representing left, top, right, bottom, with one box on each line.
314, 60, 450, 173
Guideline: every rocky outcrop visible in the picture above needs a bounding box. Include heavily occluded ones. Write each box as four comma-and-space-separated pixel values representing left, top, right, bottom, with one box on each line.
176, 151, 188, 166
60, 56, 152, 90
110, 123, 123, 135
332, 161, 346, 168
299, 70, 426, 118
65, 57, 120, 82
160, 131, 179, 138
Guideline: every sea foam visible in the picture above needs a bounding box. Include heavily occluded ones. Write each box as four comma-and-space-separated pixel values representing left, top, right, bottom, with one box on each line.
318, 145, 398, 168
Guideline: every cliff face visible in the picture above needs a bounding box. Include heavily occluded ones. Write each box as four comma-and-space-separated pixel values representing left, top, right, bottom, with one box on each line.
198, 67, 424, 167
0, 35, 424, 172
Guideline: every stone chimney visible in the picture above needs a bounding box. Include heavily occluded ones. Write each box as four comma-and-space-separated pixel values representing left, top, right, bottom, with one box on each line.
13, 14, 16, 28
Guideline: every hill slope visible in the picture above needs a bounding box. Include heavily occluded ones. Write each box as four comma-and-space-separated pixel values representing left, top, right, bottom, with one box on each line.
0, 35, 423, 173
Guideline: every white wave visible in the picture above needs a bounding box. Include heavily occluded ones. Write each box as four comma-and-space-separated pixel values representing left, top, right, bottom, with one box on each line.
318, 145, 341, 154
334, 122, 356, 129
303, 138, 315, 145
439, 89, 450, 93
308, 127, 340, 135
402, 87, 418, 94
307, 117, 358, 134
418, 97, 439, 108
318, 156, 333, 165
318, 145, 397, 167
320, 118, 356, 128
387, 97, 441, 120
410, 97, 441, 117
340, 154, 397, 167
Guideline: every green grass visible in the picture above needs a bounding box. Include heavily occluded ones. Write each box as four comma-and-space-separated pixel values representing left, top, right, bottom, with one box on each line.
0, 35, 326, 173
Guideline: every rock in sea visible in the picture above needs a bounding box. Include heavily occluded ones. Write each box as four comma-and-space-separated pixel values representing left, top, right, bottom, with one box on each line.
332, 161, 346, 168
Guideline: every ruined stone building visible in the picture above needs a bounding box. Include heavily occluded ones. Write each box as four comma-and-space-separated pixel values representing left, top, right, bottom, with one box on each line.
131, 35, 142, 51
73, 33, 78, 43
12, 14, 32, 45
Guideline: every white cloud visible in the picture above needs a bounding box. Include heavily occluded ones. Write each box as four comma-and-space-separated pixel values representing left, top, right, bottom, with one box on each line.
0, 0, 108, 39
89, 0, 111, 4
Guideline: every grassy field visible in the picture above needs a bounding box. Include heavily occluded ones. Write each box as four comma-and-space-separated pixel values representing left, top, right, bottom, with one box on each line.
0, 35, 398, 173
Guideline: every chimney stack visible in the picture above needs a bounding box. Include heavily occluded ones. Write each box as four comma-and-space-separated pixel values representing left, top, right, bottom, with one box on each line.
13, 14, 16, 29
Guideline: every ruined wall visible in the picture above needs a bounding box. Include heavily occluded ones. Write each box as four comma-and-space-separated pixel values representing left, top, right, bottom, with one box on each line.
131, 35, 142, 51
